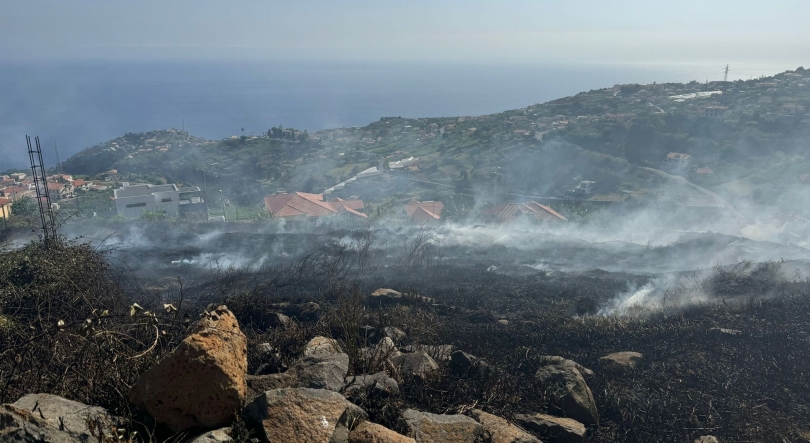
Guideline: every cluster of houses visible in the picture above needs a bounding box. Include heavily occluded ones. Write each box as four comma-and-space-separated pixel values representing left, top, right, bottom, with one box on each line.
0, 172, 112, 218
261, 190, 567, 227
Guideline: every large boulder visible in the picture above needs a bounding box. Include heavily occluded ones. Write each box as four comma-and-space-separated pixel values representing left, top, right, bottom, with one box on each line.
244, 388, 367, 443
598, 351, 643, 373
349, 421, 415, 443
694, 436, 720, 443
401, 409, 484, 443
392, 351, 439, 379
343, 372, 400, 398
246, 352, 350, 400
534, 357, 598, 425
470, 409, 540, 443
129, 305, 248, 432
513, 413, 586, 443
0, 394, 115, 442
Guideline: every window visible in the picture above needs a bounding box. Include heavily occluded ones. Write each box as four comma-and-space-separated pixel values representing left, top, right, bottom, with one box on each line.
161, 198, 172, 202
126, 202, 146, 208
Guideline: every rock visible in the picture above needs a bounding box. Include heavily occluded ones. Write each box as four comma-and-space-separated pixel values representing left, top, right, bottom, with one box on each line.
710, 327, 742, 335
497, 319, 509, 326
401, 345, 454, 362
534, 357, 598, 425
694, 436, 720, 443
371, 288, 402, 298
513, 413, 586, 443
305, 336, 342, 358
129, 305, 248, 432
470, 409, 540, 443
343, 372, 400, 397
392, 351, 439, 379
349, 421, 415, 443
244, 388, 367, 443
599, 351, 643, 373
0, 394, 116, 442
401, 409, 484, 443
371, 337, 401, 361
247, 352, 350, 400
383, 326, 407, 343
266, 311, 292, 328
450, 351, 489, 377
184, 428, 233, 442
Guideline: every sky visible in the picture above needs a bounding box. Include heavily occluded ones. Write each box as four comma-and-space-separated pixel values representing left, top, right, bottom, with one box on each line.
1, 0, 808, 65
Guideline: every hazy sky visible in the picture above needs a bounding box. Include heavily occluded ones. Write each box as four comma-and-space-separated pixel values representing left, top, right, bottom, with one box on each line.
1, 0, 808, 65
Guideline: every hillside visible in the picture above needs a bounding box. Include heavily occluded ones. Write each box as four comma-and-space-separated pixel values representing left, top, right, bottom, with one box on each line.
61, 67, 810, 212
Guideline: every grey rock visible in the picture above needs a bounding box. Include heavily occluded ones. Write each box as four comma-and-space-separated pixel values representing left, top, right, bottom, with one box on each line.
401, 345, 454, 362
383, 326, 407, 343
514, 413, 586, 443
470, 409, 540, 443
535, 356, 598, 425
450, 351, 489, 377
599, 351, 643, 373
695, 436, 720, 443
402, 409, 484, 443
247, 352, 350, 400
343, 372, 400, 397
266, 312, 291, 328
392, 351, 439, 379
1, 394, 116, 443
304, 336, 342, 358
184, 428, 233, 442
245, 388, 367, 443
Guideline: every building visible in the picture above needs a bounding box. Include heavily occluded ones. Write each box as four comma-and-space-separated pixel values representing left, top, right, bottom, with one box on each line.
663, 152, 692, 175
688, 105, 728, 119
485, 201, 567, 224
389, 157, 419, 169
1, 185, 34, 200
113, 183, 205, 218
0, 197, 11, 219
47, 182, 75, 200
263, 192, 366, 221
568, 181, 595, 197
403, 201, 444, 223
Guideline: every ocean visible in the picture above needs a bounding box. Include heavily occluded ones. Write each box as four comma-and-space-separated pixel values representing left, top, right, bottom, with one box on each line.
0, 59, 791, 169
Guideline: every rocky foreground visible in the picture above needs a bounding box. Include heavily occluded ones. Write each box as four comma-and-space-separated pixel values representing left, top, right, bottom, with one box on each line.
0, 303, 720, 443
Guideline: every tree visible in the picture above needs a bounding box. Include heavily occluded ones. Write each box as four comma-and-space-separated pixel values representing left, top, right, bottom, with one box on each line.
11, 196, 37, 217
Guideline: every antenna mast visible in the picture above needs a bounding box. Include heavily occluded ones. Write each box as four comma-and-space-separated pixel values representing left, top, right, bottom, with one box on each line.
27, 135, 57, 240
723, 64, 730, 82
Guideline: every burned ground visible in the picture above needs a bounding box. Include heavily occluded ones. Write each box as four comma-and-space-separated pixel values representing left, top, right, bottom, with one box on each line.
2, 223, 810, 442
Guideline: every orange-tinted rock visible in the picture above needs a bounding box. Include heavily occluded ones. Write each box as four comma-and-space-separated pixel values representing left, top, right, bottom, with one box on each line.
129, 306, 247, 432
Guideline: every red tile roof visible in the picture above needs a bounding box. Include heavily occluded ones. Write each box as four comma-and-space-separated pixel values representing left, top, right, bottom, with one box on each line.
73, 179, 86, 187
485, 201, 567, 223
264, 192, 366, 219
404, 201, 444, 220
47, 182, 65, 191
0, 197, 10, 206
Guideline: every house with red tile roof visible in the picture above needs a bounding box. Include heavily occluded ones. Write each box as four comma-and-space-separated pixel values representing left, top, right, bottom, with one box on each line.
485, 201, 567, 224
47, 182, 75, 200
263, 192, 366, 220
403, 201, 444, 223
1, 186, 34, 200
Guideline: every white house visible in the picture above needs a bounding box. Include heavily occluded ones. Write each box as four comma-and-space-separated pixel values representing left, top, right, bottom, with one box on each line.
114, 183, 205, 218
389, 157, 419, 169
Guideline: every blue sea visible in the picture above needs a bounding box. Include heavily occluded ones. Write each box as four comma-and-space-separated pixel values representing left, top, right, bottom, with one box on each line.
0, 59, 790, 169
